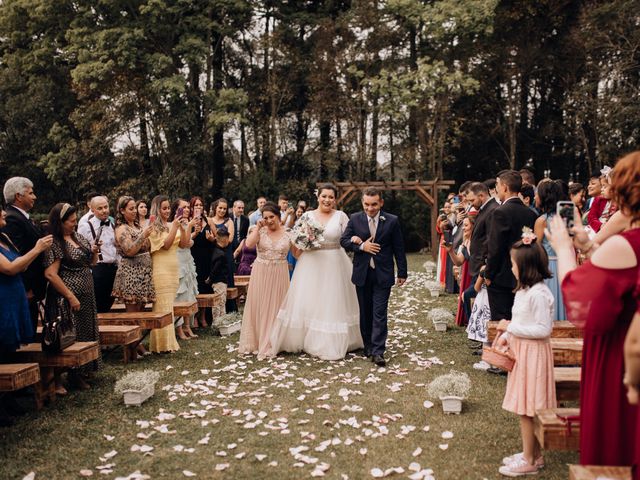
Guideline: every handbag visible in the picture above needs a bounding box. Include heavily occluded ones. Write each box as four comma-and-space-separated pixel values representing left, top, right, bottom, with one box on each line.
41, 296, 77, 353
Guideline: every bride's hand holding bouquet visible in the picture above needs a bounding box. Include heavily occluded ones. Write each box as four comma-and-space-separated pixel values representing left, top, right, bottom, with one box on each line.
289, 214, 325, 251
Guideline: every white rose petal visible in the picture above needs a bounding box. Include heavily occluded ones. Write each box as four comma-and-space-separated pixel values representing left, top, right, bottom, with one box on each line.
370, 468, 384, 478
182, 471, 196, 477
215, 464, 229, 471
80, 471, 93, 477
412, 447, 422, 457
441, 431, 454, 439
439, 444, 449, 450
422, 400, 434, 409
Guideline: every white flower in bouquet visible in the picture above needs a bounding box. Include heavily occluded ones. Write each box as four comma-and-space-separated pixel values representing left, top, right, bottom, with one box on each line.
428, 308, 454, 324
290, 214, 325, 250
423, 260, 436, 272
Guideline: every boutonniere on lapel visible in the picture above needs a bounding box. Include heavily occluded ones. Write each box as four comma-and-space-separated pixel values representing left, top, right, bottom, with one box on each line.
379, 215, 386, 222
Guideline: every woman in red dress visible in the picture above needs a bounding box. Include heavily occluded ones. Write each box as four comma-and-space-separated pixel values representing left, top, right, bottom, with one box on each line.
446, 215, 476, 326
548, 151, 640, 471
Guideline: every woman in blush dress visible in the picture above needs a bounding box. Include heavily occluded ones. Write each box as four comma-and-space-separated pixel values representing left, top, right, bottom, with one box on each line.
547, 151, 640, 471
238, 203, 290, 359
270, 184, 363, 361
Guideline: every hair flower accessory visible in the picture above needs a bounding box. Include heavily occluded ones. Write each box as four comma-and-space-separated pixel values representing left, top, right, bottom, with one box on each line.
521, 226, 536, 245
379, 215, 386, 222
600, 165, 612, 178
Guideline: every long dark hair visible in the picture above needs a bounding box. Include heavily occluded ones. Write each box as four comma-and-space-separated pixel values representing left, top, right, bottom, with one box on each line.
48, 203, 89, 259
536, 179, 563, 215
170, 198, 187, 222
210, 198, 229, 219
510, 240, 551, 291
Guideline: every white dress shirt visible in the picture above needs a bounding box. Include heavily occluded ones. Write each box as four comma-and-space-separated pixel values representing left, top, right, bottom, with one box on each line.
77, 215, 118, 264
507, 283, 554, 339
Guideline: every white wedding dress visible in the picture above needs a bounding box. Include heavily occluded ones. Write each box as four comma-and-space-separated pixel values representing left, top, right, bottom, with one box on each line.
270, 210, 363, 360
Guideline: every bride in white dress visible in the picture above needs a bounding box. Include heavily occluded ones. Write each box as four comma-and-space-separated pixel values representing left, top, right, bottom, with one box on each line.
270, 184, 363, 360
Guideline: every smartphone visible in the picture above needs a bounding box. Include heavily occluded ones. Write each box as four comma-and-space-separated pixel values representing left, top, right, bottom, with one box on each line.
443, 230, 453, 246
148, 214, 156, 224
176, 207, 184, 219
557, 201, 575, 232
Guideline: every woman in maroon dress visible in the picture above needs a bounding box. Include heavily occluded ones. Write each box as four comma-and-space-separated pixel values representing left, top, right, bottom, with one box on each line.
446, 215, 476, 326
548, 151, 640, 471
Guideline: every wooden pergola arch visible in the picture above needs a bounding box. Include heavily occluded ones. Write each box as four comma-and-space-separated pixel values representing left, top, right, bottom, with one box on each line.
319, 180, 455, 258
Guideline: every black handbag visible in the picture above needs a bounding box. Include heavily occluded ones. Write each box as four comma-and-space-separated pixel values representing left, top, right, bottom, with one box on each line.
42, 297, 77, 353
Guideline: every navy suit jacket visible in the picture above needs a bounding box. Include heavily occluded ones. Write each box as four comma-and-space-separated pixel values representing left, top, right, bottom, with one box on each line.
340, 211, 407, 288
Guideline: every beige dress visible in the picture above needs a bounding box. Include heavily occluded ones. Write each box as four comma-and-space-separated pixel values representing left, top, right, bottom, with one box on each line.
238, 228, 290, 359
149, 226, 180, 353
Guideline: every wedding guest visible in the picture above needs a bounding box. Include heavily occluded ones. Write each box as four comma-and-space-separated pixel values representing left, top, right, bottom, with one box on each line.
568, 183, 585, 215
207, 226, 231, 322
189, 196, 216, 328
148, 195, 191, 353
485, 170, 537, 321
587, 168, 618, 233
171, 199, 198, 339
239, 202, 290, 359
234, 225, 257, 275
584, 175, 602, 213
519, 168, 536, 187
446, 215, 475, 326
79, 191, 100, 224
2, 177, 47, 330
466, 182, 498, 321
136, 200, 149, 228
0, 206, 52, 353
547, 150, 640, 470
436, 202, 453, 287
230, 200, 249, 259
112, 196, 155, 311
495, 234, 555, 477
112, 196, 155, 357
534, 179, 567, 320
44, 203, 101, 391
519, 184, 538, 215
77, 195, 118, 313
249, 196, 267, 226
468, 271, 492, 370
211, 198, 237, 312
484, 178, 498, 200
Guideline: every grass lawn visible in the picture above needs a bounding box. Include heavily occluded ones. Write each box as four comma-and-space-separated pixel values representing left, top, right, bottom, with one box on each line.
2, 253, 578, 479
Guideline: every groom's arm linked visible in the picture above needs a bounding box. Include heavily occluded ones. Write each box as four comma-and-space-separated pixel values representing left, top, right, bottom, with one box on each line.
389, 214, 408, 285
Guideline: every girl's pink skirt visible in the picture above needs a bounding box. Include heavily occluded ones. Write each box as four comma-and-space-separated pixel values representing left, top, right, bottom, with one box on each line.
502, 336, 557, 417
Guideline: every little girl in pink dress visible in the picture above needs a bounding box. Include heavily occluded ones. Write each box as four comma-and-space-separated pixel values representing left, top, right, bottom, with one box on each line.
495, 232, 556, 477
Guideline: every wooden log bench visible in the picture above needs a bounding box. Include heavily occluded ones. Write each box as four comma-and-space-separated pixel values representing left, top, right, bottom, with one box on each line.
7, 342, 100, 408
552, 338, 583, 366
99, 325, 142, 363
35, 325, 142, 363
173, 300, 198, 319
569, 465, 632, 480
487, 320, 582, 342
0, 363, 40, 392
110, 303, 152, 312
555, 367, 581, 402
98, 311, 173, 330
226, 287, 239, 300
234, 275, 250, 297
534, 407, 580, 451
196, 292, 225, 308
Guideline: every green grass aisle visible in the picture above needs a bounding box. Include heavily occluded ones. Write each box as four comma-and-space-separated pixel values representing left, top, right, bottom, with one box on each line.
2, 254, 578, 479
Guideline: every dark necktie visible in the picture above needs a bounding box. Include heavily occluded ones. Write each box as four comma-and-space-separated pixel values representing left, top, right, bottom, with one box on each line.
100, 220, 110, 227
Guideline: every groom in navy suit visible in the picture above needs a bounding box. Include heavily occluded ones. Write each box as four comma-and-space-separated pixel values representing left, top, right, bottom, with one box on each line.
341, 187, 407, 366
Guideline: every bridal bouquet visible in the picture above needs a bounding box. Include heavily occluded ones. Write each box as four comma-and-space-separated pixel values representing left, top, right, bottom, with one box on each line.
290, 214, 325, 250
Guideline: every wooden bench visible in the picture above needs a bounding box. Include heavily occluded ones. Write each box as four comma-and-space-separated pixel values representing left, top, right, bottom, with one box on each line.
487, 320, 582, 342
552, 338, 583, 366
569, 465, 632, 480
8, 342, 100, 408
226, 287, 239, 300
196, 292, 225, 308
98, 311, 173, 330
555, 367, 580, 401
35, 325, 142, 363
110, 303, 152, 312
0, 363, 40, 392
173, 300, 198, 318
534, 407, 580, 451
234, 275, 250, 297
99, 325, 142, 363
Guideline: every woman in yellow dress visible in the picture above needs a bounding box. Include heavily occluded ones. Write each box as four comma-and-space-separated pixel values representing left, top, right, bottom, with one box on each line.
148, 195, 193, 353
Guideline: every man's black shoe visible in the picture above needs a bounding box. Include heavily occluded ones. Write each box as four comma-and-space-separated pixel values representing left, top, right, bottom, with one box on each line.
468, 341, 482, 349
371, 355, 386, 367
471, 349, 483, 356
487, 367, 507, 376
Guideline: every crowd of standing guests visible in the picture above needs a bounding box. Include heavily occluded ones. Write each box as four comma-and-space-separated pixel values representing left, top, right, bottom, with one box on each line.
434, 154, 640, 477
0, 178, 310, 423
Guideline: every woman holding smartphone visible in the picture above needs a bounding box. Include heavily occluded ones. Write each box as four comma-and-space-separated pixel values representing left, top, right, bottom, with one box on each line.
171, 199, 199, 340
148, 195, 193, 353
190, 196, 217, 328
210, 198, 236, 312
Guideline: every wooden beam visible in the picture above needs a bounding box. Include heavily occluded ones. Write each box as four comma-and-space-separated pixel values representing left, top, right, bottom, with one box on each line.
414, 185, 435, 205
336, 186, 356, 205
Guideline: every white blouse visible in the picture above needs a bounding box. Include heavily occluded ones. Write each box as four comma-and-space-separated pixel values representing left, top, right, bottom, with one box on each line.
507, 282, 555, 339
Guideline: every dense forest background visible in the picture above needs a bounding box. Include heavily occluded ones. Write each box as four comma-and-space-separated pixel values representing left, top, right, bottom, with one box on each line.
0, 0, 638, 250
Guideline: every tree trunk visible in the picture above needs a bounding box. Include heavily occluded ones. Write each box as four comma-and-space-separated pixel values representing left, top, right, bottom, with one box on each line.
138, 98, 151, 174
319, 120, 330, 180
211, 31, 225, 198
407, 24, 418, 177
370, 90, 379, 180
